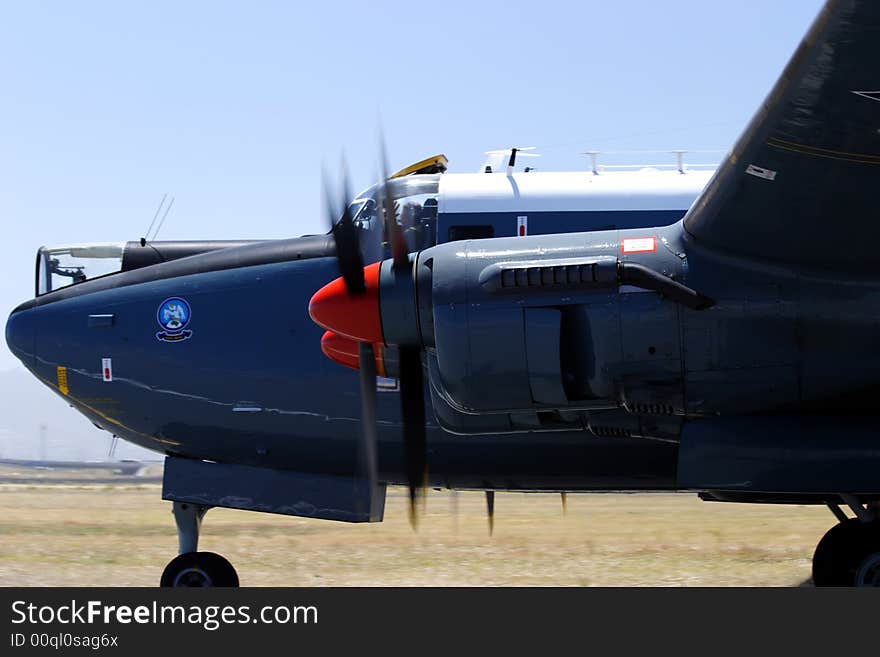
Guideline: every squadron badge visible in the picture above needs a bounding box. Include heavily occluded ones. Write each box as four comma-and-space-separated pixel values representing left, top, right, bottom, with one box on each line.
156, 297, 193, 343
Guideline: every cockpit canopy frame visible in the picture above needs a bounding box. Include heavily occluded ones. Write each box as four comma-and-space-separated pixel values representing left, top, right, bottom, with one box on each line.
35, 243, 127, 297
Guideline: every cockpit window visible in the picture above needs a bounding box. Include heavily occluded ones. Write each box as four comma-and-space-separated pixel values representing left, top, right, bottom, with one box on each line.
342, 174, 441, 258
36, 243, 126, 296
347, 199, 367, 223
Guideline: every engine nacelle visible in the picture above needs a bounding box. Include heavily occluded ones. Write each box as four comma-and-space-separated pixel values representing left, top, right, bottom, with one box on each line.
309, 224, 710, 437
378, 227, 700, 434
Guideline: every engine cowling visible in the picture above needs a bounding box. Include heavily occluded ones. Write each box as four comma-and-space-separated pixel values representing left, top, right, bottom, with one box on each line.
310, 226, 701, 435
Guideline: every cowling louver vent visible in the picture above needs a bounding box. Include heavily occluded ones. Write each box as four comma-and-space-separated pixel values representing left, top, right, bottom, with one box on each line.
628, 403, 675, 416
479, 256, 618, 293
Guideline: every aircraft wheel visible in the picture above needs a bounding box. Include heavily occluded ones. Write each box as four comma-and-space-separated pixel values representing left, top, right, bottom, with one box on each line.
812, 519, 880, 587
160, 551, 240, 587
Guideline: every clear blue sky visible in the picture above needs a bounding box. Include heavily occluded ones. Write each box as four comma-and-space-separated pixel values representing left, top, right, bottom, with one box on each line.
0, 0, 824, 369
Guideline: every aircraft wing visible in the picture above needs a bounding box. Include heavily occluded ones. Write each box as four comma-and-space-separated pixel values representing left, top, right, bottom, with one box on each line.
683, 0, 880, 273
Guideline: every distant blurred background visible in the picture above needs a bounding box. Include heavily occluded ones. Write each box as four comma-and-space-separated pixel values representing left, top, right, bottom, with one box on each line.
0, 369, 155, 460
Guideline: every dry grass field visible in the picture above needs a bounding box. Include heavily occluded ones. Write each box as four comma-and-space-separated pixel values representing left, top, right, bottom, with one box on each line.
0, 472, 835, 586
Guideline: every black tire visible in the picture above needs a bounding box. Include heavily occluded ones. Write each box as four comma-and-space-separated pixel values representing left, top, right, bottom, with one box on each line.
812, 519, 880, 587
160, 551, 240, 587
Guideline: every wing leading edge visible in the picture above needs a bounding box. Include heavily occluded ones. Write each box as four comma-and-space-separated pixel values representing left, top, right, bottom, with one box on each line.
683, 0, 880, 274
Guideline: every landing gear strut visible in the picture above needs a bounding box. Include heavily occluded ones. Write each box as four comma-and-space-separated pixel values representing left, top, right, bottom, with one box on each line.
159, 502, 239, 587
812, 498, 880, 587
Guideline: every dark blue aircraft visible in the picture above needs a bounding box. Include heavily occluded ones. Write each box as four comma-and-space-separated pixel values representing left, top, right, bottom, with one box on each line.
7, 0, 880, 587
5, 155, 708, 585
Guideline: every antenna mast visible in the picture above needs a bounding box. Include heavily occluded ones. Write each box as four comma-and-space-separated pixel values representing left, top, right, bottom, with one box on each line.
142, 193, 168, 245
150, 196, 175, 241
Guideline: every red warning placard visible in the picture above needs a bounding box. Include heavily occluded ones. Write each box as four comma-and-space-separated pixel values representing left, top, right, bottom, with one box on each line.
620, 237, 656, 254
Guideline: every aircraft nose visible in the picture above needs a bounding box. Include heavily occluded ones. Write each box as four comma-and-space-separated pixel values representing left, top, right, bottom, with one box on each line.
5, 304, 36, 367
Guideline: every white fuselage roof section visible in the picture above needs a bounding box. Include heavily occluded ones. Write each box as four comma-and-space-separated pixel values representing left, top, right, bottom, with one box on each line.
438, 169, 715, 214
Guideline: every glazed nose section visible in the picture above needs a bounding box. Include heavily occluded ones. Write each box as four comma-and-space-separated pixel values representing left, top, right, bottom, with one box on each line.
5, 305, 37, 367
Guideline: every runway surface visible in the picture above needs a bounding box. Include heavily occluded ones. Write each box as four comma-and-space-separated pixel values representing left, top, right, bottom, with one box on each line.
0, 477, 830, 586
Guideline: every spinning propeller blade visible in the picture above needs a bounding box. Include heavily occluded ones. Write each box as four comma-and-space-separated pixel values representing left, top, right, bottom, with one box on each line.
378, 132, 429, 527
377, 134, 409, 272
357, 342, 380, 490
316, 134, 431, 528
325, 162, 366, 296
399, 344, 427, 527
486, 491, 495, 536
321, 162, 377, 493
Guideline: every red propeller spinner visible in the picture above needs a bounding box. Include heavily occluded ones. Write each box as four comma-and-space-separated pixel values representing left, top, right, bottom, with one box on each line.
320, 330, 386, 376
308, 261, 384, 344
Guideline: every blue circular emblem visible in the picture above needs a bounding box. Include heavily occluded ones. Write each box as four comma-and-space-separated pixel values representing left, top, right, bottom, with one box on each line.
157, 297, 191, 333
